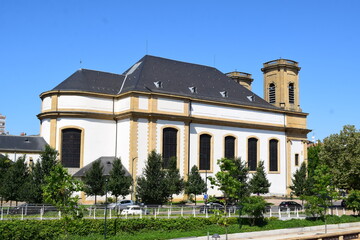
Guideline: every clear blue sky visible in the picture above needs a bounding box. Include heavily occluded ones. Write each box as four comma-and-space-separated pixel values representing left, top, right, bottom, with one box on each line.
1, 0, 359, 141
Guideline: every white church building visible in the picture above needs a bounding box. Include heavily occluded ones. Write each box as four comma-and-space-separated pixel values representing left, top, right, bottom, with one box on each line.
37, 55, 310, 201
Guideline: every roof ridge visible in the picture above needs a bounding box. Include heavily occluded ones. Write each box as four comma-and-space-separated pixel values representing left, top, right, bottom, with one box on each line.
143, 55, 217, 70
78, 68, 124, 77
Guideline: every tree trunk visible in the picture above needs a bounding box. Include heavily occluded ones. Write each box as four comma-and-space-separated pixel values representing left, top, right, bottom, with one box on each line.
95, 195, 97, 205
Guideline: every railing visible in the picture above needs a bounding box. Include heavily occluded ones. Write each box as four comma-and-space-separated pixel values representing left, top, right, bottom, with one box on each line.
263, 59, 299, 68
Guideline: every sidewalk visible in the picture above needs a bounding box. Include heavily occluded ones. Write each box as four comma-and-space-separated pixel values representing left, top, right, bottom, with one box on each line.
172, 222, 360, 240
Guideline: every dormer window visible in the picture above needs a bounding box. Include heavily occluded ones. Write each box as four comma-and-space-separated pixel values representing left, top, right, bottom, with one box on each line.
188, 86, 197, 93
154, 81, 163, 88
269, 83, 276, 103
289, 83, 295, 104
220, 91, 228, 98
247, 95, 255, 102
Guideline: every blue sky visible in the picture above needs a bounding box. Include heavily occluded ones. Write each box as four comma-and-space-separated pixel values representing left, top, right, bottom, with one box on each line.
1, 0, 359, 141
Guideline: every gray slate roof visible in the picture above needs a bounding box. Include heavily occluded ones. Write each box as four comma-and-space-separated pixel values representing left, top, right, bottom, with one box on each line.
73, 156, 131, 177
51, 55, 278, 110
0, 135, 47, 152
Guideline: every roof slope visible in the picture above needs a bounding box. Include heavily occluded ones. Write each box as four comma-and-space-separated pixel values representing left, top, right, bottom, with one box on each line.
0, 135, 47, 152
50, 55, 278, 110
73, 156, 131, 177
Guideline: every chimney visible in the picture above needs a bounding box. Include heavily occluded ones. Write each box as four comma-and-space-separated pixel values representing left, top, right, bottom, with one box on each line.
226, 71, 253, 90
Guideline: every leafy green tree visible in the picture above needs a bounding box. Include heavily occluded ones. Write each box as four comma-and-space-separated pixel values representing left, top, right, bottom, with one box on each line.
249, 161, 271, 195
83, 160, 105, 204
290, 162, 308, 205
307, 142, 321, 178
319, 125, 360, 190
0, 154, 12, 206
304, 164, 338, 218
40, 145, 58, 176
166, 157, 184, 202
242, 196, 267, 226
42, 163, 83, 219
208, 158, 248, 206
345, 190, 360, 215
136, 151, 169, 204
2, 155, 29, 205
23, 160, 44, 203
108, 158, 132, 203
184, 165, 207, 205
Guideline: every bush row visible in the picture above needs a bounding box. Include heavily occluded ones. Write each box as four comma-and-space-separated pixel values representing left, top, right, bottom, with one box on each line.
0, 215, 358, 240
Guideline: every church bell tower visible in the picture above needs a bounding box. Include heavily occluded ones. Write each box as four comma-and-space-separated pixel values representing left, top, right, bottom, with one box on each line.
261, 59, 301, 112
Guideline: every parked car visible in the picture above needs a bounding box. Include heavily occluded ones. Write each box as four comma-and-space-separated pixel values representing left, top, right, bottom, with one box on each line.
108, 199, 136, 210
120, 205, 149, 215
279, 201, 302, 211
199, 202, 225, 213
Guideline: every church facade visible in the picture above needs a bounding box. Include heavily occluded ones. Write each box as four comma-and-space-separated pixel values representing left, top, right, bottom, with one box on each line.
37, 56, 310, 200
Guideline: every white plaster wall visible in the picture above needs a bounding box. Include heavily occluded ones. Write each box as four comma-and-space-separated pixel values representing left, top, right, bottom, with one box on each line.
136, 119, 149, 177
40, 119, 51, 144
157, 97, 184, 113
114, 97, 130, 112
2, 152, 41, 163
155, 120, 185, 176
116, 119, 130, 170
56, 118, 116, 166
58, 95, 113, 112
189, 123, 287, 196
290, 140, 304, 175
138, 96, 148, 110
42, 97, 52, 111
191, 102, 284, 125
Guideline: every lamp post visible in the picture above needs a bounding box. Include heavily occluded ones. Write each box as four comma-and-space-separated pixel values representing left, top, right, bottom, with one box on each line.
104, 161, 111, 239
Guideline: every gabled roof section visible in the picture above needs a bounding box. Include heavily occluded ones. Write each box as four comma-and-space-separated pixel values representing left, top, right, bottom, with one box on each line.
72, 156, 131, 177
0, 135, 47, 152
52, 69, 124, 95
119, 55, 277, 109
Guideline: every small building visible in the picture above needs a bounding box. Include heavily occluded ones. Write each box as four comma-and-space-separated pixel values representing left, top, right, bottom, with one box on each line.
0, 113, 6, 135
37, 55, 310, 201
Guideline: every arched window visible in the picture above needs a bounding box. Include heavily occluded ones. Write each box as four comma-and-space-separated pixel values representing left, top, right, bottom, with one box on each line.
162, 127, 178, 169
199, 134, 211, 170
61, 128, 81, 168
269, 139, 278, 172
289, 83, 295, 104
248, 138, 258, 171
269, 83, 276, 104
224, 136, 235, 159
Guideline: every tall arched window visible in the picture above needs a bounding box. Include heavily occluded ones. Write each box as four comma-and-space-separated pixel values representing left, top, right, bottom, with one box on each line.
248, 138, 258, 171
61, 128, 81, 168
289, 83, 295, 104
224, 136, 235, 159
199, 134, 211, 170
269, 139, 278, 172
162, 127, 178, 169
269, 83, 276, 104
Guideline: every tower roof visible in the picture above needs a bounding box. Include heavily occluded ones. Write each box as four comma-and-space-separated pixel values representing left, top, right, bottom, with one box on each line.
49, 55, 278, 110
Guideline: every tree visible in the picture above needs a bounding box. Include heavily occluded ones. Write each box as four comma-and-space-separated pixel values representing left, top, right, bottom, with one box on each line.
184, 165, 207, 205
0, 154, 12, 206
290, 162, 308, 205
108, 158, 132, 203
345, 190, 360, 215
319, 125, 360, 190
249, 161, 271, 195
83, 160, 105, 204
165, 157, 184, 202
208, 158, 249, 206
2, 155, 29, 205
242, 196, 267, 226
40, 145, 58, 176
136, 151, 169, 204
307, 142, 321, 178
304, 164, 338, 218
42, 163, 83, 219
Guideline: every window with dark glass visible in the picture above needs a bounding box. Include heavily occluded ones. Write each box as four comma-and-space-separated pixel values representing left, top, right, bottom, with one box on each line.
269, 83, 276, 104
295, 154, 299, 166
289, 83, 295, 104
224, 136, 235, 159
162, 127, 178, 169
269, 139, 278, 172
199, 134, 211, 170
61, 128, 81, 168
248, 138, 258, 171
